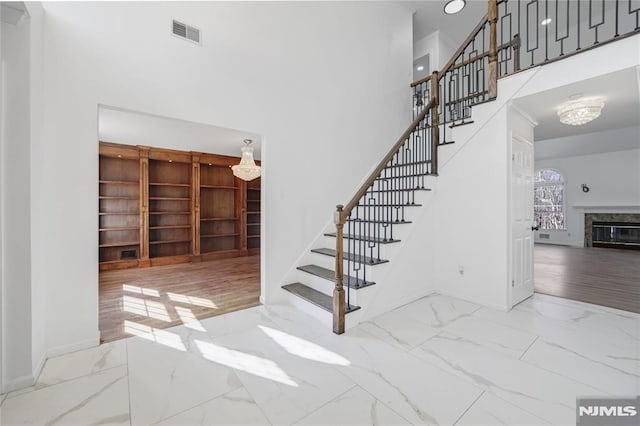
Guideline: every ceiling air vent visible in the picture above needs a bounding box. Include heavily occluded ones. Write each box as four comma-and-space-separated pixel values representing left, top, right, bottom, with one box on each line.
172, 20, 201, 45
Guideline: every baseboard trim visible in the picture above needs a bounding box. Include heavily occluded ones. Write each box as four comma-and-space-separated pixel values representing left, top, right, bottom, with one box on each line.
46, 335, 100, 359
1, 372, 35, 394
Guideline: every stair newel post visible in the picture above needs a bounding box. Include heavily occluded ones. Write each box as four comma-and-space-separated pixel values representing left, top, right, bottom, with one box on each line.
333, 204, 346, 334
430, 72, 440, 175
511, 34, 521, 72
488, 0, 498, 99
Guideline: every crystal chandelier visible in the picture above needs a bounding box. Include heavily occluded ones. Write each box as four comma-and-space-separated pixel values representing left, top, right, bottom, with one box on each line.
231, 139, 261, 181
557, 99, 605, 126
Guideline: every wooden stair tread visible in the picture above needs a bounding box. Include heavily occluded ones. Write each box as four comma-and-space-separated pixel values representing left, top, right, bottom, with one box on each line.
297, 264, 375, 289
324, 233, 400, 244
311, 248, 388, 265
282, 283, 360, 314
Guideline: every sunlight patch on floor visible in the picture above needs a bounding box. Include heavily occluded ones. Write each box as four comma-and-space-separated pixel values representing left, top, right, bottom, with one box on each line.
122, 284, 160, 297
124, 320, 186, 351
195, 339, 298, 387
175, 306, 206, 331
167, 292, 218, 309
258, 325, 350, 366
122, 295, 171, 321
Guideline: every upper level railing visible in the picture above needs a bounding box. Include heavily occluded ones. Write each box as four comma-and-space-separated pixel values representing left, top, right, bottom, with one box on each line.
411, 0, 639, 141
331, 0, 639, 334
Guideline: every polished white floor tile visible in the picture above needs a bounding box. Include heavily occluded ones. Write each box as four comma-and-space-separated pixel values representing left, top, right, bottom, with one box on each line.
456, 392, 551, 425
259, 303, 332, 340
316, 328, 483, 425
127, 333, 242, 425
205, 325, 355, 425
521, 338, 640, 396
439, 315, 537, 358
518, 294, 640, 341
358, 294, 480, 350
475, 301, 640, 377
37, 340, 127, 390
156, 387, 271, 426
4, 292, 637, 426
295, 385, 410, 425
412, 332, 602, 425
201, 304, 279, 340
1, 365, 129, 426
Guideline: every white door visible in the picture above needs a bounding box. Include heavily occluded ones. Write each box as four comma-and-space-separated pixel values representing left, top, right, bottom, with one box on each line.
510, 134, 534, 306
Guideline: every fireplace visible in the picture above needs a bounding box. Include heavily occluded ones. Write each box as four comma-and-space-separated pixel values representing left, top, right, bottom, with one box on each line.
585, 213, 640, 250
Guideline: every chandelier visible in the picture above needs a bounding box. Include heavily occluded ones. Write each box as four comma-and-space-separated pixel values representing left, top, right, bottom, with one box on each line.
231, 139, 261, 181
557, 99, 605, 126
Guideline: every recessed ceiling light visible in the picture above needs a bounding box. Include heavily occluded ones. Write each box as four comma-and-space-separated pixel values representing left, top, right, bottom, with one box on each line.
417, 65, 425, 71
169, 160, 173, 163
541, 18, 552, 25
444, 0, 466, 15
117, 154, 122, 158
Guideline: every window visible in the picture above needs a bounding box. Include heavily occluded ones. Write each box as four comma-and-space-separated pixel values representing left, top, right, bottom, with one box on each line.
534, 169, 565, 230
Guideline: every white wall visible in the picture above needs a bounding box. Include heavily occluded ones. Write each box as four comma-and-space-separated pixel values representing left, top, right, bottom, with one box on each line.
413, 30, 456, 73
26, 1, 45, 384
535, 147, 640, 246
1, 10, 33, 391
36, 2, 412, 355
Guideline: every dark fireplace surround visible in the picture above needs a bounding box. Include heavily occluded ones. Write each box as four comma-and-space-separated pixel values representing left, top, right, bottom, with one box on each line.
585, 213, 640, 250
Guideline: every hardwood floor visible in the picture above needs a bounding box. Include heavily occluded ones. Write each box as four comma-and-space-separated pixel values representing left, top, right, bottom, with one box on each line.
99, 256, 260, 343
534, 244, 640, 313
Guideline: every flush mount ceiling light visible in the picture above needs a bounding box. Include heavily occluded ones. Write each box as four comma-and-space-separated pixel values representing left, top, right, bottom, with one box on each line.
231, 139, 261, 181
557, 98, 605, 126
444, 0, 466, 15
416, 65, 425, 71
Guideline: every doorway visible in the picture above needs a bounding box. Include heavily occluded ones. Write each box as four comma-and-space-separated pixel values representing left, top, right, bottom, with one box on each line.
511, 67, 640, 313
97, 106, 263, 342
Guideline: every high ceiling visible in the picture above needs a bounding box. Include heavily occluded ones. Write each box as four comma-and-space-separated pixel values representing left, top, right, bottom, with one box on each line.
513, 66, 640, 142
408, 0, 488, 44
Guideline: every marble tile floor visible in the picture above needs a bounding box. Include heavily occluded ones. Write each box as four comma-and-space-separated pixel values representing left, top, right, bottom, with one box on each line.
1, 293, 638, 425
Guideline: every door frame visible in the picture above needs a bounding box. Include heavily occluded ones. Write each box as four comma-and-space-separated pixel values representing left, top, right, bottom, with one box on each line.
507, 103, 538, 308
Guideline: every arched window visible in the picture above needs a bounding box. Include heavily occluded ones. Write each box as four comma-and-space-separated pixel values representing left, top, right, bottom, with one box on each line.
534, 169, 565, 230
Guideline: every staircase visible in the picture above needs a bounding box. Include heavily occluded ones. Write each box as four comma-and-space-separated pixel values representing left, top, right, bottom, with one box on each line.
282, 0, 640, 333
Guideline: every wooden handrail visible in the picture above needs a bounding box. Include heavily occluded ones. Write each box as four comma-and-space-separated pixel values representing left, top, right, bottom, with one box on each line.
341, 99, 435, 217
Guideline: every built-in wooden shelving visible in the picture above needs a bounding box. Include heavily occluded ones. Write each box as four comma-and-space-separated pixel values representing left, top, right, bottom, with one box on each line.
99, 142, 262, 270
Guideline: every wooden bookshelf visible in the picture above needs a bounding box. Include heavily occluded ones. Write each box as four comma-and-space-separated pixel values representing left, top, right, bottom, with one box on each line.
99, 144, 141, 267
148, 156, 192, 261
99, 142, 261, 270
199, 162, 241, 255
246, 177, 261, 254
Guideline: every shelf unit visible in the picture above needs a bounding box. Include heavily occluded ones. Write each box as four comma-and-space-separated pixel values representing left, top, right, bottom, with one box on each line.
99, 142, 262, 270
199, 162, 241, 255
246, 177, 261, 254
99, 143, 141, 268
148, 153, 192, 260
